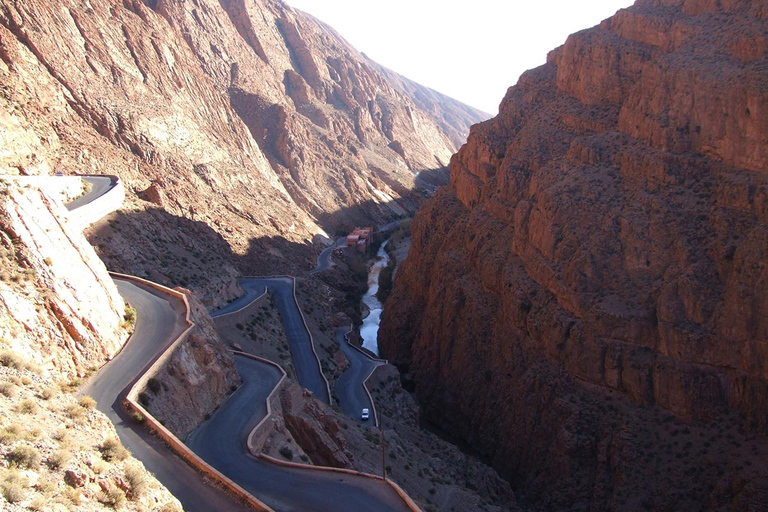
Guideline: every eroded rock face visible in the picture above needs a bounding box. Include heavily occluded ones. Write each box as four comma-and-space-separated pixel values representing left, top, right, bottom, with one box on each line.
0, 0, 486, 297
380, 1, 768, 510
280, 382, 353, 467
0, 181, 126, 378
142, 290, 241, 439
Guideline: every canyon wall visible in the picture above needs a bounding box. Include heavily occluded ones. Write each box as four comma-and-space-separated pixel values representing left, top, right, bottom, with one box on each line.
380, 0, 768, 510
0, 0, 486, 303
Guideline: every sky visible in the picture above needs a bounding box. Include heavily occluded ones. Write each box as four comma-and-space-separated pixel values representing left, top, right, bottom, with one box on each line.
284, 0, 636, 114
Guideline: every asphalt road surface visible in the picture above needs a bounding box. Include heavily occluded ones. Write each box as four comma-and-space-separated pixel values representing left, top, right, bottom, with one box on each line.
214, 277, 330, 404
81, 278, 253, 512
310, 237, 346, 274
186, 355, 409, 512
334, 327, 384, 425
65, 175, 115, 211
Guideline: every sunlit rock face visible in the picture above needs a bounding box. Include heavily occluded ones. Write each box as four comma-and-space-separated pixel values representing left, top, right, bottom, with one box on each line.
0, 0, 486, 300
380, 1, 768, 510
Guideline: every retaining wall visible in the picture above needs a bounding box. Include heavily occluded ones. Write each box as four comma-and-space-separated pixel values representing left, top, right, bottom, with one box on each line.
112, 273, 273, 512
68, 175, 125, 230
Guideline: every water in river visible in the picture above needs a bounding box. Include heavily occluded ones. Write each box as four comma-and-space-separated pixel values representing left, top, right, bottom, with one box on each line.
360, 241, 389, 355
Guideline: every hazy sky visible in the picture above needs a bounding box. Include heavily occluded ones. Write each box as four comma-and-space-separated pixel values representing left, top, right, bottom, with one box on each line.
284, 0, 635, 114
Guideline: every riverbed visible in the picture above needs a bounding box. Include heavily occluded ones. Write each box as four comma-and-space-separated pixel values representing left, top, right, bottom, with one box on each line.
359, 241, 389, 355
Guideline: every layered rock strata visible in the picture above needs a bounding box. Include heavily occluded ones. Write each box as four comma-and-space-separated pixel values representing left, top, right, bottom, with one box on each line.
380, 0, 768, 510
0, 181, 125, 378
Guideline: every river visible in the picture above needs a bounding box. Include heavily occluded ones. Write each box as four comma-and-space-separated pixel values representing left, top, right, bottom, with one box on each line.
359, 241, 389, 355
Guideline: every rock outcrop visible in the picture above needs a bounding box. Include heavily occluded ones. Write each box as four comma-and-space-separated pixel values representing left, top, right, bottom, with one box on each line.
380, 1, 768, 510
0, 180, 126, 379
141, 289, 241, 440
0, 0, 487, 302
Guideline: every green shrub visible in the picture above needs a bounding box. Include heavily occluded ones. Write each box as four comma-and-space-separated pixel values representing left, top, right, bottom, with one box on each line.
129, 410, 145, 424
123, 306, 137, 326
147, 378, 161, 394
7, 444, 41, 469
279, 446, 294, 460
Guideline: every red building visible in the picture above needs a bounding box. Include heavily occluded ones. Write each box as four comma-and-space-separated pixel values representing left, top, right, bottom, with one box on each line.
346, 227, 373, 253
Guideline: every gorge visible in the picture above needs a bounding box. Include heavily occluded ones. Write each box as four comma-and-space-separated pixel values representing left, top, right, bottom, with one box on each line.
0, 0, 766, 511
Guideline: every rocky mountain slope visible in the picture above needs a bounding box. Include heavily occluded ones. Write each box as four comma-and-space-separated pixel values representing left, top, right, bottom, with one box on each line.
0, 0, 487, 305
0, 180, 126, 379
0, 180, 186, 511
380, 0, 768, 510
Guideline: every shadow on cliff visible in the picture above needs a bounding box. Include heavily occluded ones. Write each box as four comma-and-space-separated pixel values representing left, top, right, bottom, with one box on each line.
313, 166, 447, 237
92, 166, 446, 291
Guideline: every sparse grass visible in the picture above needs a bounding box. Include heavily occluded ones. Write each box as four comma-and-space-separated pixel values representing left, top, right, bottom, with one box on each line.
17, 398, 38, 414
38, 386, 55, 400
99, 437, 129, 462
7, 444, 41, 469
1, 470, 29, 503
78, 395, 96, 409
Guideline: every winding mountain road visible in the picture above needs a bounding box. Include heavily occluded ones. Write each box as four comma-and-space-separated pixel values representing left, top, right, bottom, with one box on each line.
214, 277, 330, 404
186, 355, 407, 512
64, 175, 116, 211
70, 177, 413, 512
310, 237, 346, 274
334, 327, 384, 424
81, 279, 253, 512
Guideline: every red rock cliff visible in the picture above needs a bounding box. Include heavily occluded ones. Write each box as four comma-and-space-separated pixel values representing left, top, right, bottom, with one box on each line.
380, 1, 768, 510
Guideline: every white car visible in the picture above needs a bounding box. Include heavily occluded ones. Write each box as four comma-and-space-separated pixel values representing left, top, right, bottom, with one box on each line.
361, 408, 370, 421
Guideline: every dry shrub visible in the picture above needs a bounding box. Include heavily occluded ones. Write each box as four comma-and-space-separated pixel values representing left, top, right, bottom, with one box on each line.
0, 381, 16, 397
1, 470, 28, 503
124, 464, 150, 500
99, 437, 129, 462
78, 395, 97, 409
17, 398, 38, 414
46, 448, 72, 469
7, 444, 41, 469
0, 423, 23, 445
